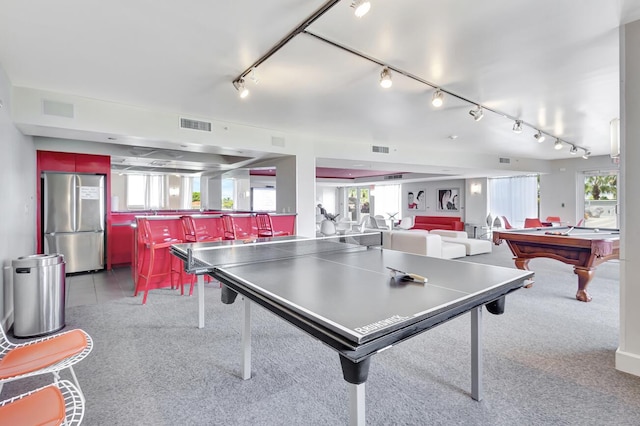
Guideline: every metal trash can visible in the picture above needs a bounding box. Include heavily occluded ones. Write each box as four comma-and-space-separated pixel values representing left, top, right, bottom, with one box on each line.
12, 254, 66, 337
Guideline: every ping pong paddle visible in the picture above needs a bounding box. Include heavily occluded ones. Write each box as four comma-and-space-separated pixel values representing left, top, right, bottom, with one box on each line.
386, 267, 428, 284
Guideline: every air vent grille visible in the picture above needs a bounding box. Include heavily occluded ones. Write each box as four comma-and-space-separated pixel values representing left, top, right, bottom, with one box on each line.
383, 174, 403, 180
499, 157, 511, 164
271, 136, 285, 147
180, 118, 212, 132
372, 145, 390, 154
42, 100, 74, 118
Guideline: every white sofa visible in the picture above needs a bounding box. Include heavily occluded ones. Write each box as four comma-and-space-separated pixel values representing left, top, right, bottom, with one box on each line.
429, 229, 492, 255
385, 229, 466, 259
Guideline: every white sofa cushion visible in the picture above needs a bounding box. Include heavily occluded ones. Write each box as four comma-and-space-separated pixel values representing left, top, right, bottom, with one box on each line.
396, 216, 414, 230
430, 229, 468, 239
441, 236, 492, 255
389, 230, 443, 257
441, 241, 467, 259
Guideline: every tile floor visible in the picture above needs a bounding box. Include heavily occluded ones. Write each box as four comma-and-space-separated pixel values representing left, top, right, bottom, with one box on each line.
66, 266, 135, 307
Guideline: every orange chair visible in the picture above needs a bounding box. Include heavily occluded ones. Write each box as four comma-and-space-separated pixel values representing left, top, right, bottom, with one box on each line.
255, 213, 290, 238
134, 218, 183, 304
0, 325, 92, 401
501, 216, 514, 229
0, 380, 84, 426
545, 216, 562, 226
524, 218, 544, 228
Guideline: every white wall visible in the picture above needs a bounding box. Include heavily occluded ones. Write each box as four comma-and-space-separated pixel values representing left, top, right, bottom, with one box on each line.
401, 179, 466, 219
0, 66, 37, 329
540, 155, 618, 225
617, 19, 640, 377
464, 177, 489, 227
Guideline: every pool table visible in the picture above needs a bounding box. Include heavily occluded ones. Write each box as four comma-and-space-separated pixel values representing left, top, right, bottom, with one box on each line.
493, 226, 619, 302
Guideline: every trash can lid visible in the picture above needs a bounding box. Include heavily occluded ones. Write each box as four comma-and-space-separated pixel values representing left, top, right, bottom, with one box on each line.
12, 254, 65, 268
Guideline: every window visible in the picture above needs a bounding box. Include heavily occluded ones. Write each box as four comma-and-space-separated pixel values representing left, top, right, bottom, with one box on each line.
251, 187, 276, 211
126, 175, 147, 209
372, 184, 401, 219
489, 176, 538, 228
124, 173, 200, 210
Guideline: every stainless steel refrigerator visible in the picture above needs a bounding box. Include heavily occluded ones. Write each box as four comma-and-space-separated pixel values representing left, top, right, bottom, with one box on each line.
43, 172, 106, 273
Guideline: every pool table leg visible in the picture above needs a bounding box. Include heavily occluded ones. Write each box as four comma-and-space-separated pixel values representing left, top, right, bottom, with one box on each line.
514, 258, 534, 288
574, 268, 594, 302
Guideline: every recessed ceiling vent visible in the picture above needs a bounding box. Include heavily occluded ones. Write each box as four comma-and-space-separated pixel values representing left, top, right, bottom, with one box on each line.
271, 136, 285, 147
383, 174, 403, 180
372, 145, 390, 154
42, 100, 74, 118
180, 118, 212, 132
499, 157, 511, 164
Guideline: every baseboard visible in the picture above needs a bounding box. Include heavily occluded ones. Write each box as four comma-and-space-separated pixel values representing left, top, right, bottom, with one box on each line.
615, 348, 640, 377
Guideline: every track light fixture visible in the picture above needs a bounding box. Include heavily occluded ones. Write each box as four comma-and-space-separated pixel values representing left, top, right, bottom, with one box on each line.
432, 90, 444, 107
469, 106, 484, 121
352, 0, 371, 18
569, 145, 578, 155
231, 2, 590, 156
512, 120, 523, 134
554, 139, 563, 150
582, 150, 591, 159
233, 79, 249, 99
379, 67, 392, 88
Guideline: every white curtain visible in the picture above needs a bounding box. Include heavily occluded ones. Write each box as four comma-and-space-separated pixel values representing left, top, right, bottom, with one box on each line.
489, 175, 538, 227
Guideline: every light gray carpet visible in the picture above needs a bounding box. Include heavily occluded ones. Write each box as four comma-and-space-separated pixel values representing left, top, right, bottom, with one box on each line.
4, 243, 640, 425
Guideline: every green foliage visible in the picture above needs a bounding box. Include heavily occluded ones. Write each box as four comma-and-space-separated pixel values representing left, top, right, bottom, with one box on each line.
192, 191, 200, 202
584, 175, 617, 200
222, 197, 234, 209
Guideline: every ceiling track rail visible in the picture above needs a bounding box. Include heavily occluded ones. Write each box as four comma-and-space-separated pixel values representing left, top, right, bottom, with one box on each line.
231, 0, 590, 156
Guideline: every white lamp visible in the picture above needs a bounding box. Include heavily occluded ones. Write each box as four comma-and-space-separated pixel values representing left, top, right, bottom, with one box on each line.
470, 183, 482, 195
610, 118, 620, 158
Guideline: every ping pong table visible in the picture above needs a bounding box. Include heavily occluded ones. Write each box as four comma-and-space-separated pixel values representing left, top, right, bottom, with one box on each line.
171, 234, 534, 425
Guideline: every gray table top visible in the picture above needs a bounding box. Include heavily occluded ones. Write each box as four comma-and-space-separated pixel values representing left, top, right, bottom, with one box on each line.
172, 237, 533, 349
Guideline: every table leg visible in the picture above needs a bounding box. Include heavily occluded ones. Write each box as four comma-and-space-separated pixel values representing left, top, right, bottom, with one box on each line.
198, 274, 205, 329
514, 258, 534, 288
471, 306, 483, 401
348, 383, 365, 426
340, 355, 371, 426
574, 268, 594, 302
242, 297, 252, 380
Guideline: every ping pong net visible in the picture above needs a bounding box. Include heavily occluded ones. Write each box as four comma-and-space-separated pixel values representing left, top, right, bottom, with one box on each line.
176, 232, 383, 274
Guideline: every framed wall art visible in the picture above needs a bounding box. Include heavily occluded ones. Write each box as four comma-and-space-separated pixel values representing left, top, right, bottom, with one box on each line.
437, 188, 459, 212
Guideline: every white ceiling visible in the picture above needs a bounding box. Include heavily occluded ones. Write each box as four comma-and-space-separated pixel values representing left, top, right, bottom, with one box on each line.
2, 0, 640, 176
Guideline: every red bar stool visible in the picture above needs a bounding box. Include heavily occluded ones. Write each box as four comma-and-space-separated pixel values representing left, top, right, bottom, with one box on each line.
179, 216, 221, 295
134, 218, 183, 304
255, 213, 290, 237
181, 216, 222, 243
221, 214, 237, 240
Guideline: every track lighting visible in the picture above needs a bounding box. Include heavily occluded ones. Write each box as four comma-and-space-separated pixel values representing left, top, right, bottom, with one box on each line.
569, 145, 578, 155
512, 120, 523, 133
582, 150, 591, 159
233, 79, 249, 99
379, 67, 392, 88
469, 106, 483, 121
232, 7, 590, 156
554, 139, 563, 150
352, 0, 371, 18
432, 90, 444, 107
